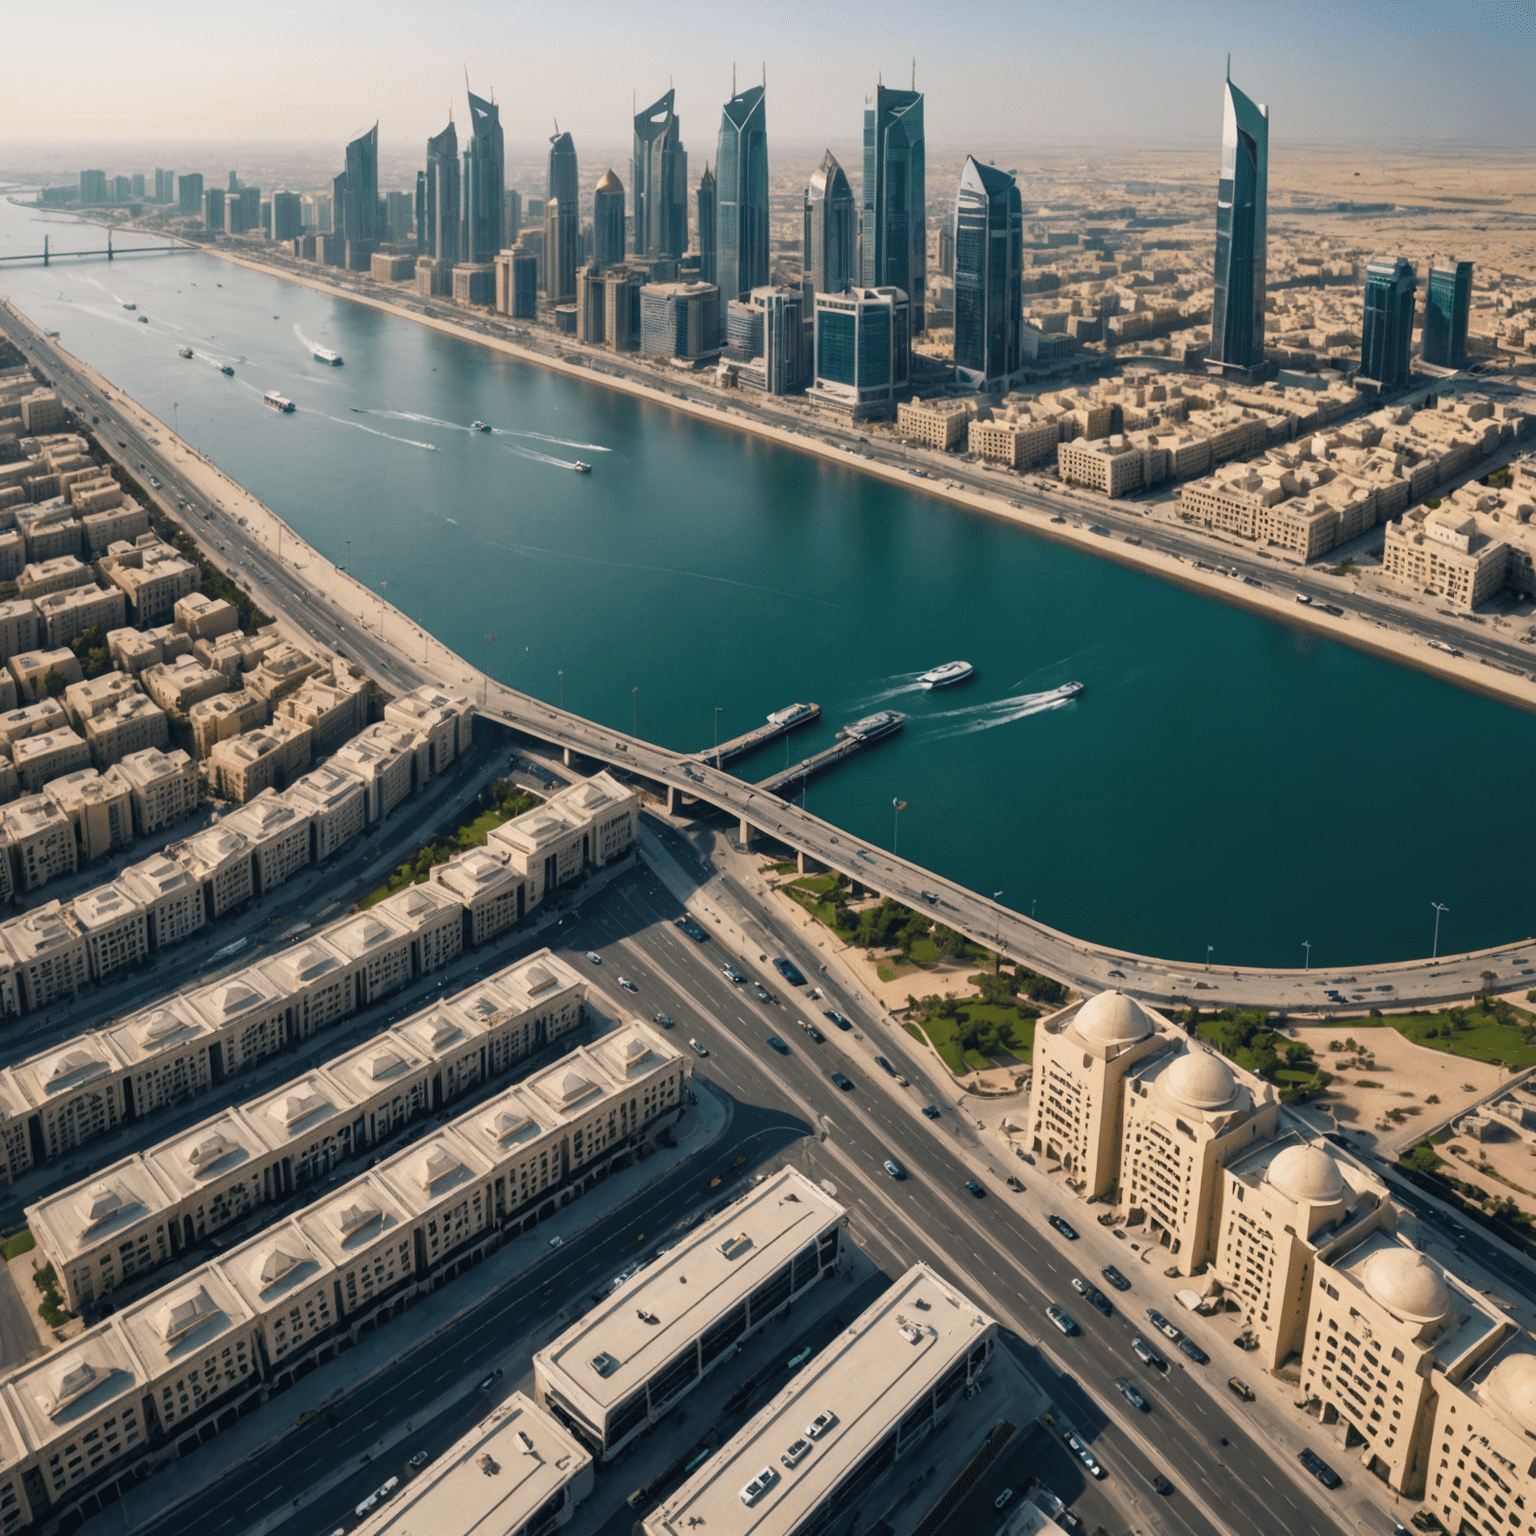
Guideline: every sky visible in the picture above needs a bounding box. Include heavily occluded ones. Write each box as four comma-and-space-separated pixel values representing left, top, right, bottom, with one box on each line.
4, 0, 1533, 153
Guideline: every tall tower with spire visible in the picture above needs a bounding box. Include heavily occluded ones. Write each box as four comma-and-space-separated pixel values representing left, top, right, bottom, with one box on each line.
804, 150, 855, 295
715, 82, 768, 302
462, 88, 504, 265
545, 129, 580, 300
632, 89, 689, 260
1209, 60, 1270, 383
696, 162, 717, 287
860, 84, 926, 329
423, 118, 459, 264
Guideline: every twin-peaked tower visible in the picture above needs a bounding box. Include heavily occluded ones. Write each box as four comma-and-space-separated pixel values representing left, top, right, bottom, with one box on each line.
861, 85, 926, 331
715, 82, 768, 302
632, 89, 689, 260
462, 91, 504, 266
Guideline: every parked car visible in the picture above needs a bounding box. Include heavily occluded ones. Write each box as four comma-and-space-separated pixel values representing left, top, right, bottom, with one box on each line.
1049, 1215, 1079, 1240
1100, 1265, 1131, 1292
1178, 1337, 1209, 1365
765, 1036, 790, 1056
1088, 1289, 1114, 1318
1227, 1377, 1255, 1402
754, 983, 774, 1003
1298, 1448, 1342, 1489
676, 917, 708, 941
585, 951, 602, 964
1006, 1176, 1024, 1192
874, 1055, 897, 1076
1070, 1277, 1090, 1297
1150, 1474, 1173, 1496
1147, 1309, 1182, 1342
1063, 1431, 1104, 1479
1131, 1337, 1167, 1370
654, 1013, 674, 1029
773, 957, 807, 986
963, 1180, 985, 1199
830, 1072, 854, 1091
1114, 1377, 1149, 1412
689, 1038, 709, 1057
1046, 1305, 1078, 1336
407, 1451, 430, 1471
920, 1105, 941, 1120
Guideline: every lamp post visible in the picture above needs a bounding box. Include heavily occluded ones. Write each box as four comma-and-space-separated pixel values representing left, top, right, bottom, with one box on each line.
1431, 902, 1449, 959
558, 670, 563, 709
892, 798, 906, 855
1206, 944, 1214, 971
632, 686, 638, 737
1303, 941, 1311, 971
714, 706, 723, 766
345, 538, 350, 573
173, 401, 178, 437
483, 633, 494, 706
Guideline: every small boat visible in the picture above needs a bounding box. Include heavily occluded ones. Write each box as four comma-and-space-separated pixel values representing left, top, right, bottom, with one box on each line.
918, 660, 975, 689
836, 710, 906, 743
1053, 681, 1085, 700
123, 303, 136, 311
137, 315, 148, 323
220, 365, 234, 376
572, 461, 592, 474
178, 347, 193, 359
312, 345, 342, 365
470, 421, 490, 432
263, 390, 295, 413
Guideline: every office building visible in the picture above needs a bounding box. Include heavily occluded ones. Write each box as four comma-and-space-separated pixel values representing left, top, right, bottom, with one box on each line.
271, 191, 301, 242
154, 168, 174, 203
535, 1169, 844, 1460
804, 150, 855, 296
178, 172, 203, 217
78, 170, 107, 206
953, 156, 1023, 388
738, 286, 807, 395
640, 282, 720, 359
860, 85, 927, 331
336, 123, 379, 271
543, 130, 579, 301
632, 88, 688, 261
1359, 257, 1416, 393
807, 287, 909, 420
1210, 64, 1270, 382
462, 91, 504, 266
495, 249, 538, 317
422, 120, 460, 265
696, 163, 716, 286
203, 187, 225, 232
1422, 258, 1473, 368
384, 191, 414, 245
938, 224, 954, 278
715, 84, 768, 302
130, 173, 145, 200
593, 170, 625, 267
503, 187, 521, 247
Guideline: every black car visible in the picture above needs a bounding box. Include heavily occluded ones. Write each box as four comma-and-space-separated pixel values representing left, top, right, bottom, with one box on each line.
801, 1022, 825, 1043
963, 1180, 985, 1199
773, 957, 807, 986
1088, 1289, 1114, 1318
1147, 1309, 1182, 1342
1150, 1475, 1173, 1496
1298, 1449, 1342, 1489
1006, 1175, 1024, 1192
823, 1010, 851, 1030
765, 1036, 790, 1056
1101, 1265, 1130, 1292
921, 1105, 941, 1119
754, 983, 774, 1004
1178, 1337, 1209, 1365
830, 1072, 854, 1091
1049, 1215, 1079, 1240
653, 1013, 674, 1029
675, 917, 708, 941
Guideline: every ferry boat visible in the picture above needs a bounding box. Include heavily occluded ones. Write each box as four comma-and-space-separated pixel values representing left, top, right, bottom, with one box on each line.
220, 364, 234, 376
470, 421, 490, 432
767, 703, 816, 729
836, 710, 906, 743
572, 461, 592, 474
178, 347, 193, 359
312, 345, 342, 366
262, 390, 295, 413
918, 660, 974, 689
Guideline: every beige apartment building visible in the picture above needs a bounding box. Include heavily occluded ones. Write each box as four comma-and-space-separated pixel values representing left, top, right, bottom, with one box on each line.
101, 539, 199, 625
0, 599, 38, 664
120, 852, 206, 950
247, 643, 324, 711
1380, 483, 1536, 610
220, 792, 312, 896
12, 725, 90, 792
174, 824, 254, 918
208, 720, 312, 802
9, 645, 82, 702
188, 687, 266, 759
174, 591, 239, 642
274, 662, 369, 753
84, 691, 171, 767
968, 410, 1061, 469
35, 582, 126, 648
143, 653, 230, 716
331, 723, 423, 821
432, 847, 524, 944
44, 767, 133, 860
107, 745, 198, 835
283, 764, 366, 861
70, 880, 150, 982
0, 697, 66, 749
16, 554, 93, 600
383, 685, 473, 773
63, 670, 139, 730
1, 901, 89, 1013
1, 793, 78, 891
896, 397, 974, 450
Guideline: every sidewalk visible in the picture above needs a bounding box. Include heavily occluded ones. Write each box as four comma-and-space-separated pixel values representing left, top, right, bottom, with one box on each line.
80, 1081, 730, 1536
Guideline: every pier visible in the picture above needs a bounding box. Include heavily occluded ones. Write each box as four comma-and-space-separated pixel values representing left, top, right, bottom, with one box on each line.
698, 702, 819, 768
757, 731, 889, 797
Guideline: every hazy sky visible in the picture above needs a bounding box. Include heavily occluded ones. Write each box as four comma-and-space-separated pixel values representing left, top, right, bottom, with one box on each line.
7, 0, 1533, 151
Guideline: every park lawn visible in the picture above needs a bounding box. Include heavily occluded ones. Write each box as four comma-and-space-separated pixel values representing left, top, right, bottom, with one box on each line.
904, 1001, 1035, 1078
789, 873, 838, 895
1329, 1007, 1536, 1070
906, 1020, 968, 1075
963, 1003, 1036, 1061
908, 937, 941, 965
1, 1230, 34, 1261
360, 805, 520, 909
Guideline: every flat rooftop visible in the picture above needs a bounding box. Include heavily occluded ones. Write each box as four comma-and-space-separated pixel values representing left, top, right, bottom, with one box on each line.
351, 1393, 591, 1536
536, 1169, 843, 1419
644, 1263, 996, 1536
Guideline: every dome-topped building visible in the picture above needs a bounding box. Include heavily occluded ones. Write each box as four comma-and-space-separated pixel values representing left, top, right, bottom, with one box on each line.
1160, 1050, 1238, 1111
1484, 1351, 1536, 1437
1265, 1143, 1347, 1207
1072, 990, 1155, 1050
1360, 1247, 1451, 1325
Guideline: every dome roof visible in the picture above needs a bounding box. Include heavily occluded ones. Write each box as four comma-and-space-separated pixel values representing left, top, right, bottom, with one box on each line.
1361, 1248, 1450, 1324
595, 167, 624, 194
1487, 1352, 1536, 1436
1267, 1145, 1346, 1205
1075, 991, 1154, 1048
1162, 1051, 1237, 1111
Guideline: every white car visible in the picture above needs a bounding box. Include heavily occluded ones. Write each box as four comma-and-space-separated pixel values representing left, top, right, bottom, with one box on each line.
805, 1411, 837, 1440
585, 951, 602, 964
619, 976, 638, 993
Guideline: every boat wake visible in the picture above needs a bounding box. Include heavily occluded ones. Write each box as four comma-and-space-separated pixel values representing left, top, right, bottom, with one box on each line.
491, 427, 611, 452
846, 673, 927, 708
369, 410, 609, 453
371, 408, 471, 431
923, 686, 1080, 740
502, 443, 580, 470
293, 322, 333, 358
315, 413, 437, 450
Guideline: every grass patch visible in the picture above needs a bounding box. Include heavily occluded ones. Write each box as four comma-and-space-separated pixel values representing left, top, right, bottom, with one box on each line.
1190, 1008, 1332, 1104
33, 1263, 69, 1328
1326, 1004, 1536, 1070
1, 1231, 34, 1262
877, 965, 896, 983
906, 994, 1037, 1077
789, 873, 839, 895
908, 937, 941, 965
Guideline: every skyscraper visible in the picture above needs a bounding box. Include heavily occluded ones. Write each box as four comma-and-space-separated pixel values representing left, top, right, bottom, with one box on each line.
594, 170, 626, 267
462, 93, 504, 265
953, 157, 1023, 387
715, 84, 768, 303
178, 173, 203, 217
696, 164, 717, 287
633, 89, 689, 260
804, 151, 855, 295
79, 170, 107, 205
860, 85, 926, 330
545, 131, 580, 300
154, 168, 175, 203
503, 189, 521, 248
1359, 257, 1417, 393
271, 191, 302, 242
1422, 258, 1473, 368
424, 120, 460, 265
336, 123, 379, 270
1210, 64, 1269, 383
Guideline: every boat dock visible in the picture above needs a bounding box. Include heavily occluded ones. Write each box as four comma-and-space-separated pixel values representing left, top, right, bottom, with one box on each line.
700, 702, 820, 768
757, 733, 885, 797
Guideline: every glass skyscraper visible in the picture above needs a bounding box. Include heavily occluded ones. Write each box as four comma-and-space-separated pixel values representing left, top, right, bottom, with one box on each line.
1360, 257, 1417, 392
545, 130, 580, 301
715, 84, 768, 303
860, 86, 926, 331
952, 157, 1023, 387
594, 169, 626, 267
696, 164, 717, 287
337, 123, 379, 270
804, 150, 855, 296
462, 93, 504, 265
1210, 66, 1269, 382
633, 89, 689, 260
1422, 258, 1472, 368
423, 120, 459, 264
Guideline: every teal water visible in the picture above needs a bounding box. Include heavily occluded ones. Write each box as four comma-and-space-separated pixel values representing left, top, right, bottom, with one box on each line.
3, 197, 1531, 969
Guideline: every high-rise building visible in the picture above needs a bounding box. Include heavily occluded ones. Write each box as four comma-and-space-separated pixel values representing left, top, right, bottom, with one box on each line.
1359, 256, 1416, 393
462, 92, 504, 265
225, 185, 259, 236
632, 89, 688, 260
860, 85, 926, 331
808, 287, 910, 420
271, 192, 302, 242
544, 131, 579, 300
130, 173, 146, 199
695, 164, 716, 287
937, 224, 954, 278
1422, 258, 1473, 368
178, 173, 203, 218
639, 282, 720, 359
228, 170, 240, 192
953, 157, 1023, 388
503, 188, 521, 248
113, 175, 132, 204
79, 170, 107, 205
154, 168, 174, 203
714, 84, 768, 303
593, 170, 626, 267
803, 150, 855, 296
336, 123, 380, 270
1210, 64, 1270, 383
203, 187, 226, 231
424, 120, 460, 265
385, 191, 414, 246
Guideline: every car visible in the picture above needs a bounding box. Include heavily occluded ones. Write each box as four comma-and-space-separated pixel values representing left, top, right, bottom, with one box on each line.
921, 1105, 941, 1119
654, 1013, 674, 1028
722, 964, 744, 983
676, 917, 708, 941
765, 1036, 790, 1056
739, 1467, 778, 1505
1150, 1474, 1173, 1496
1178, 1337, 1209, 1365
1147, 1309, 1182, 1341
548, 1235, 563, 1248
773, 957, 807, 986
830, 1072, 854, 1091
1298, 1448, 1342, 1489
1114, 1377, 1149, 1412
823, 1010, 851, 1030
1100, 1265, 1130, 1292
1088, 1290, 1114, 1318
754, 983, 774, 1003
688, 1038, 709, 1057
619, 976, 638, 992
964, 1179, 985, 1198
781, 1437, 812, 1469
1006, 1175, 1024, 1192
1070, 1277, 1090, 1297
1107, 968, 1125, 979
805, 1411, 837, 1439
1046, 1305, 1078, 1336
994, 1489, 1015, 1511
801, 1023, 825, 1042
873, 1055, 897, 1076
1131, 1337, 1167, 1370
477, 1370, 501, 1391
585, 951, 602, 964
407, 1450, 430, 1471
148, 475, 161, 488
1063, 1431, 1104, 1479
1049, 1215, 1079, 1240
883, 1159, 906, 1180
1227, 1377, 1255, 1402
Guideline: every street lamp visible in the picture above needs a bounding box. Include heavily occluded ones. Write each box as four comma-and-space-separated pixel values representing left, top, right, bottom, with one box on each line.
483, 633, 494, 706
892, 798, 906, 855
993, 890, 1005, 965
173, 401, 178, 437
1431, 902, 1449, 959
1206, 944, 1214, 971
1303, 941, 1311, 971
714, 706, 723, 766
632, 686, 638, 737
558, 670, 563, 709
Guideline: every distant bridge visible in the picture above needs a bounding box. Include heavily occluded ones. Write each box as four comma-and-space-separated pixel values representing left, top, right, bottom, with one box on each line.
0, 230, 192, 265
